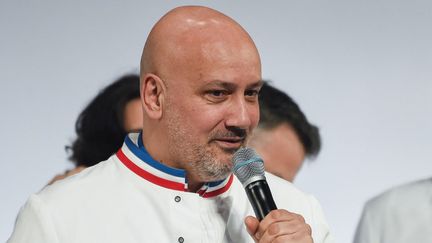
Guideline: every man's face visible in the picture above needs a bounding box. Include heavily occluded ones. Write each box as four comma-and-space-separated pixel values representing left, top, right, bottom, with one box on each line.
161, 44, 262, 182
250, 124, 306, 182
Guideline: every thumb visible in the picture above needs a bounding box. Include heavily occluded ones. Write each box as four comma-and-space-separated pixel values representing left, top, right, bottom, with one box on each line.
244, 216, 260, 241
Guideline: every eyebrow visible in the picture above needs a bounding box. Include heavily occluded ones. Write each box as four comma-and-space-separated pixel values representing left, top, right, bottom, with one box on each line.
203, 80, 264, 90
249, 80, 264, 89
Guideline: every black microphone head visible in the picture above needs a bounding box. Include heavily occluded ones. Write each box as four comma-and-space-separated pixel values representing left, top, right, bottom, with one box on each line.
232, 147, 265, 187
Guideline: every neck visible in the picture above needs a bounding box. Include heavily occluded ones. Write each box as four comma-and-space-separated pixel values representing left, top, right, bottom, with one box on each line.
141, 133, 205, 192
187, 182, 204, 193
186, 174, 205, 192
141, 127, 172, 167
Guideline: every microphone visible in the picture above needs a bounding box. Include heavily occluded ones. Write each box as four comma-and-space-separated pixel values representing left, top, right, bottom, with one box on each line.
232, 147, 277, 221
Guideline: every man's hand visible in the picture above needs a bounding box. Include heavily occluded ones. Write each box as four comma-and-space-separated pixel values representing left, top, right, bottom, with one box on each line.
245, 209, 313, 243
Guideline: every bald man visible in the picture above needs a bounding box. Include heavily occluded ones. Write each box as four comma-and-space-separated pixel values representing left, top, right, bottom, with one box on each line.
8, 6, 332, 243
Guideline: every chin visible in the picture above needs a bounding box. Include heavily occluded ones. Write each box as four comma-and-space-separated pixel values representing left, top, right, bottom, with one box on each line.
199, 160, 233, 182
207, 170, 232, 181
218, 155, 234, 169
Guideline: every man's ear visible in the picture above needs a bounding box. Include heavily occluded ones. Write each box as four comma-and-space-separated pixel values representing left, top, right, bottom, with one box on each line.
140, 73, 165, 120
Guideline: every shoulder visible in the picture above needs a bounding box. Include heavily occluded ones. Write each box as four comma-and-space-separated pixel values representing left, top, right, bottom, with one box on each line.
7, 194, 60, 243
264, 172, 325, 221
265, 172, 334, 243
230, 172, 317, 212
365, 177, 432, 213
355, 177, 432, 243
265, 172, 303, 194
37, 156, 120, 206
265, 172, 314, 205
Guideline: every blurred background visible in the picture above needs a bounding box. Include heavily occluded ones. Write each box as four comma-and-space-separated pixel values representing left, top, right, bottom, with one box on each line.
1, 0, 431, 242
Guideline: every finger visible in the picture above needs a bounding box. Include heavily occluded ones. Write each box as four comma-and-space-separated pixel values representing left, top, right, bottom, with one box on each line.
244, 216, 260, 241
255, 210, 302, 238
268, 229, 313, 243
259, 220, 310, 242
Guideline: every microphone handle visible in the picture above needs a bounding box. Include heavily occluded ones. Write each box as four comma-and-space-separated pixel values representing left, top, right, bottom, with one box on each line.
245, 180, 277, 221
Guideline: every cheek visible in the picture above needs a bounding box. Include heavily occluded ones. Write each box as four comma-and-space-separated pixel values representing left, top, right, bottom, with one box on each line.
250, 105, 260, 128
176, 102, 224, 133
284, 151, 304, 173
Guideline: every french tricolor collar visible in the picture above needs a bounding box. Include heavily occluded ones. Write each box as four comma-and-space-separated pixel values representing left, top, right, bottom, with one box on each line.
116, 133, 233, 198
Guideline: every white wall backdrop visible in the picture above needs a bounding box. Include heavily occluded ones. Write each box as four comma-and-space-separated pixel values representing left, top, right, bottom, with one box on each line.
1, 1, 431, 242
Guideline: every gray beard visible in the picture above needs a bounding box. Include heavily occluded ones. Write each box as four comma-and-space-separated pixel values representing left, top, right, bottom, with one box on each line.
187, 145, 233, 182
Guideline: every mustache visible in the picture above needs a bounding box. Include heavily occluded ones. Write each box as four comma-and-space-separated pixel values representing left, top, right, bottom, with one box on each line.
210, 127, 247, 140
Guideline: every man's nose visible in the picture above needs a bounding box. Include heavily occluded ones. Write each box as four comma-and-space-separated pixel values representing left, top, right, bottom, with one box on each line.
225, 97, 254, 130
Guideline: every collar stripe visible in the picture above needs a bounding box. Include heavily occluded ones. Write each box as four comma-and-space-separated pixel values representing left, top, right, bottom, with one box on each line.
117, 149, 186, 192
117, 133, 233, 197
121, 142, 184, 184
201, 175, 234, 198
124, 134, 185, 177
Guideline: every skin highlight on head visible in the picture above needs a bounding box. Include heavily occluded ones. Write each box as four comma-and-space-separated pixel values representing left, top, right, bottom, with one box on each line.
140, 6, 262, 191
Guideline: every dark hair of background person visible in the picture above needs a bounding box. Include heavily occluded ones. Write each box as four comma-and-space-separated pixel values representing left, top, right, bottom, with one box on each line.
67, 74, 140, 167
259, 81, 321, 158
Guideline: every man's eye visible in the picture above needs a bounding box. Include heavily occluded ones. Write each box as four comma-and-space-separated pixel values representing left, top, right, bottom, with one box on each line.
245, 90, 259, 97
209, 90, 226, 97
204, 90, 229, 102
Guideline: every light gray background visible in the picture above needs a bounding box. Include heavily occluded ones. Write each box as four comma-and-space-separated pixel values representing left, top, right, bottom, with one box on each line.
1, 1, 431, 242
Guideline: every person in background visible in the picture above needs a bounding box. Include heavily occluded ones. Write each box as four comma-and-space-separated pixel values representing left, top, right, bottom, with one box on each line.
249, 82, 321, 182
354, 177, 432, 243
48, 74, 142, 185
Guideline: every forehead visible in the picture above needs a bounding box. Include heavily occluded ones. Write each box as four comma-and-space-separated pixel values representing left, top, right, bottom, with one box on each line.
174, 47, 261, 89
160, 29, 261, 83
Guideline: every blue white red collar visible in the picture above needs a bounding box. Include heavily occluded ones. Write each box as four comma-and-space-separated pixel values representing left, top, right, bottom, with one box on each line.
116, 133, 233, 198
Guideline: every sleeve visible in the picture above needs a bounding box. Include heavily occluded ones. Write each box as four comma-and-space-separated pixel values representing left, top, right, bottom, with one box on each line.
7, 194, 59, 243
353, 201, 379, 243
308, 195, 335, 243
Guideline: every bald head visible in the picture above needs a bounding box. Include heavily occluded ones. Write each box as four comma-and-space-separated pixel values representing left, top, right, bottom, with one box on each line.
139, 6, 262, 186
140, 6, 260, 82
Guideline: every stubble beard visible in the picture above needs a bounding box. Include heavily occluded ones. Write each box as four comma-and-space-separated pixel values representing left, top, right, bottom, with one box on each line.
188, 145, 233, 182
165, 112, 233, 182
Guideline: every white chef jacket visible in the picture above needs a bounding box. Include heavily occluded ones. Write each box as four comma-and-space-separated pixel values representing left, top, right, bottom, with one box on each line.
354, 177, 432, 243
8, 133, 333, 243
